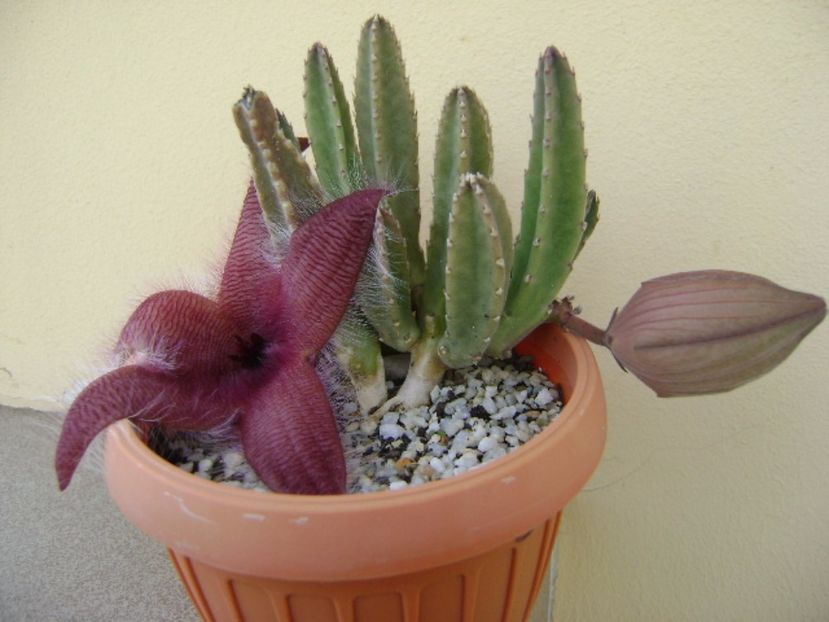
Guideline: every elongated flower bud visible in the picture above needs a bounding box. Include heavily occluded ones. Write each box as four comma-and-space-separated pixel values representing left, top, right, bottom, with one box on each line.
604, 271, 826, 397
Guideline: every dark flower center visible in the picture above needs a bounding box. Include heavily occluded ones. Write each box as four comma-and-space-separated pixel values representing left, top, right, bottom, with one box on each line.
230, 332, 268, 369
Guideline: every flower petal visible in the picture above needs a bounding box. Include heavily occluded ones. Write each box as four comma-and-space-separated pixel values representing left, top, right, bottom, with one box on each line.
119, 290, 240, 376
56, 366, 173, 490
239, 356, 346, 494
218, 182, 281, 335
56, 364, 240, 490
274, 188, 387, 353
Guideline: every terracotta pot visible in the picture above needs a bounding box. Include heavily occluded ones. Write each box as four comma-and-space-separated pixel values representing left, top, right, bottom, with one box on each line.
104, 323, 607, 621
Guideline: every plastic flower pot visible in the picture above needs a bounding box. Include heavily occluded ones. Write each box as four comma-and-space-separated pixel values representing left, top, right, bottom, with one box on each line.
104, 323, 607, 622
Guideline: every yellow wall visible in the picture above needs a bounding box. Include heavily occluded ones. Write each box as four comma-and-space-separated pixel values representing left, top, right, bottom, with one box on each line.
2, 1, 827, 618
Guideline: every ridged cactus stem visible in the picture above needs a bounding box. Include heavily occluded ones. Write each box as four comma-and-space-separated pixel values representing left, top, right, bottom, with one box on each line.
423, 87, 493, 338
234, 88, 323, 236
354, 15, 424, 288
489, 46, 586, 355
304, 43, 363, 196
438, 174, 512, 367
332, 308, 387, 412
359, 207, 420, 351
352, 17, 424, 352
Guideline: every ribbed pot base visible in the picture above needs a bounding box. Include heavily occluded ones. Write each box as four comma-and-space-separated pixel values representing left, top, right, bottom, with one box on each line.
169, 514, 561, 622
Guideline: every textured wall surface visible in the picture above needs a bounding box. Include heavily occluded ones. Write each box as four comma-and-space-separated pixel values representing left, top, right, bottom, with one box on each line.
2, 1, 827, 619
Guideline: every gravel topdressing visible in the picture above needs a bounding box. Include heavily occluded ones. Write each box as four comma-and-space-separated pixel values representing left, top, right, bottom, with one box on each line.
149, 355, 563, 494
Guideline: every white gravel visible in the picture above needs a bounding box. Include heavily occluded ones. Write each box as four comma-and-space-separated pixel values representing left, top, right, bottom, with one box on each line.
150, 355, 562, 494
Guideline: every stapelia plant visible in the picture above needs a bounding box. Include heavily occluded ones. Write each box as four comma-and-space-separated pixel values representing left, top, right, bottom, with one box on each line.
57, 15, 825, 497
55, 185, 387, 494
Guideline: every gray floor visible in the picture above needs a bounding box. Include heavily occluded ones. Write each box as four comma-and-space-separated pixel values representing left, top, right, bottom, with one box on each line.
0, 406, 198, 622
0, 406, 552, 621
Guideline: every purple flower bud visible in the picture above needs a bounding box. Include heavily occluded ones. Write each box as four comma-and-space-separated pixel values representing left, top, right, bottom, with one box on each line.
604, 271, 826, 397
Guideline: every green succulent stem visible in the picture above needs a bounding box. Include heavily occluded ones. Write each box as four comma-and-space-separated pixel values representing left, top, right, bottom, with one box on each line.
359, 207, 420, 351
332, 308, 387, 411
489, 46, 586, 355
354, 15, 424, 287
353, 16, 423, 349
423, 87, 493, 338
304, 43, 363, 196
234, 89, 323, 234
438, 174, 511, 367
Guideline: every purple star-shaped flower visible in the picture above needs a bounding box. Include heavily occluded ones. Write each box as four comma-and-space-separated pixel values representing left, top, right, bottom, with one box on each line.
55, 184, 386, 494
